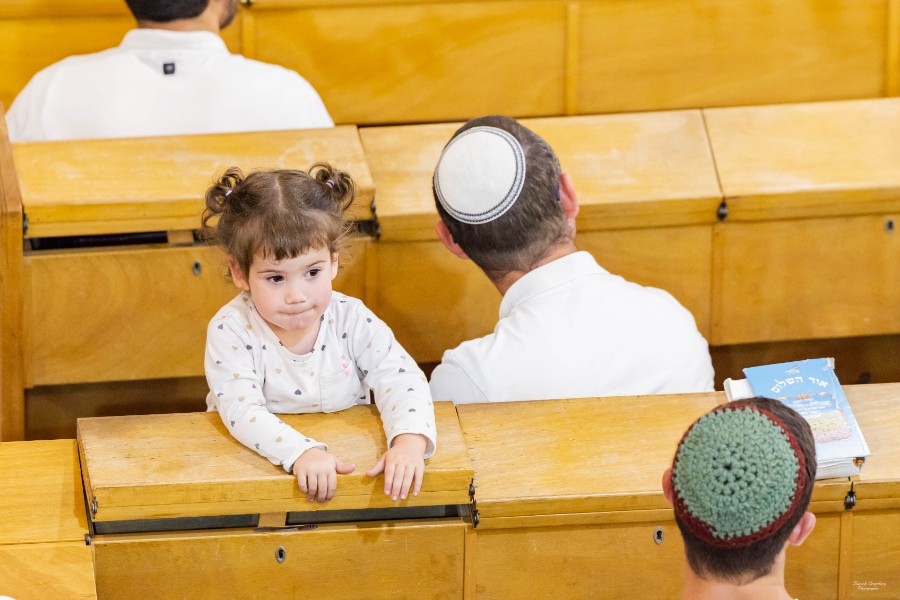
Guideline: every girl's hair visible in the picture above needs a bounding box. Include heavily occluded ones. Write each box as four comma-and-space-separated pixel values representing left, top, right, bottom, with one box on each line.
201, 163, 356, 279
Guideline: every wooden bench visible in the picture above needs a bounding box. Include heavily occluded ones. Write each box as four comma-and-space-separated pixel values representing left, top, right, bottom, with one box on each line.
2, 384, 894, 598
0, 113, 375, 440
1, 0, 895, 125
0, 439, 96, 599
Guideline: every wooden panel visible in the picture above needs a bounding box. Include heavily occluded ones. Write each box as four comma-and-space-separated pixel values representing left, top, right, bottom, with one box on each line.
474, 522, 684, 599
252, 2, 566, 124
26, 238, 368, 386
578, 226, 711, 338
579, 0, 887, 114
13, 126, 373, 237
0, 542, 96, 600
849, 511, 900, 598
27, 246, 237, 386
78, 403, 473, 521
371, 240, 500, 364
0, 439, 88, 544
362, 112, 721, 242
1, 105, 25, 440
93, 520, 464, 599
712, 215, 900, 345
784, 512, 841, 599
705, 98, 900, 220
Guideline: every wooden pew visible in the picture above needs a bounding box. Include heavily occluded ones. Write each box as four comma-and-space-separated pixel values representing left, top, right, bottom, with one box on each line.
55, 384, 900, 598
77, 402, 474, 598
360, 111, 721, 363
0, 439, 96, 599
2, 1, 895, 125
704, 98, 900, 346
455, 384, 898, 600
1, 119, 375, 440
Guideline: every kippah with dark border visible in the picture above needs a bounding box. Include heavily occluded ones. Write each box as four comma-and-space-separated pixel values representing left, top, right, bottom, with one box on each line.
433, 126, 526, 225
671, 403, 808, 548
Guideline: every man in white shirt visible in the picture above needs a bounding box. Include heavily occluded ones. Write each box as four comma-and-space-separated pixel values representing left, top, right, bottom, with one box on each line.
428, 116, 715, 404
6, 0, 333, 142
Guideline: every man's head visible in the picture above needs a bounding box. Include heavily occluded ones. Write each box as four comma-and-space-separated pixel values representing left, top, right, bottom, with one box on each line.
663, 398, 817, 584
432, 115, 577, 283
126, 0, 238, 29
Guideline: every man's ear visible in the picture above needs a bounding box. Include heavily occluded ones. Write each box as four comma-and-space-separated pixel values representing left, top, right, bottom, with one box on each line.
788, 512, 816, 547
331, 252, 340, 281
559, 172, 579, 219
435, 220, 469, 260
662, 468, 674, 504
559, 172, 579, 239
229, 257, 250, 291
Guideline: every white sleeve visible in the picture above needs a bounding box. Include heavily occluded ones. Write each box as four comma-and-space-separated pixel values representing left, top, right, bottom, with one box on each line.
345, 304, 437, 458
429, 359, 489, 405
285, 73, 334, 128
6, 76, 45, 143
205, 315, 325, 472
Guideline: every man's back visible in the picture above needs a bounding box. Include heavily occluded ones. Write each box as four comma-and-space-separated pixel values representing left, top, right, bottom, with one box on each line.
7, 29, 332, 142
429, 251, 714, 404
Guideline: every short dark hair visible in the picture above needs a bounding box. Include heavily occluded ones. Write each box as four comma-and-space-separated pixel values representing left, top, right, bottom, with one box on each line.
201, 163, 355, 280
433, 115, 569, 282
125, 0, 209, 22
672, 398, 816, 583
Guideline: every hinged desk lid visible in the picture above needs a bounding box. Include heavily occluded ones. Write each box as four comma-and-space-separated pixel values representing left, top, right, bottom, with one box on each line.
361, 111, 722, 242
13, 126, 374, 238
457, 392, 850, 522
845, 383, 900, 507
704, 98, 900, 221
78, 402, 472, 523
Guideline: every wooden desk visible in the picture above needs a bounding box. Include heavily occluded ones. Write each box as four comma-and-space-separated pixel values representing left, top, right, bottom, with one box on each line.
1, 121, 375, 440
457, 391, 854, 599
78, 402, 474, 597
705, 98, 900, 345
361, 111, 720, 362
0, 439, 96, 599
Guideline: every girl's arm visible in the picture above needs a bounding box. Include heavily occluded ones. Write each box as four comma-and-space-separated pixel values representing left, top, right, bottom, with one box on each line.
344, 303, 437, 499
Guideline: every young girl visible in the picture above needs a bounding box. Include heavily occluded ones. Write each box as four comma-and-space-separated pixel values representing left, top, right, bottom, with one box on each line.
201, 163, 436, 504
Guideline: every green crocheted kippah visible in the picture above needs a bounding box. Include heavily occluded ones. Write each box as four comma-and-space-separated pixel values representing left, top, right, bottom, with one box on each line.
672, 405, 804, 546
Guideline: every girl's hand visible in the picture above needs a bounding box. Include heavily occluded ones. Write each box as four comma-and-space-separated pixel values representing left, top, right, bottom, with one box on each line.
293, 448, 356, 503
366, 434, 427, 501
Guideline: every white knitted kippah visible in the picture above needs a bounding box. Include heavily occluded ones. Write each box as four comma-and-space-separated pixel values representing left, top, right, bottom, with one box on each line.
433, 126, 526, 225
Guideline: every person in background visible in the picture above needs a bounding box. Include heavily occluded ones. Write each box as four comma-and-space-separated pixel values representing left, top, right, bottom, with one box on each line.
663, 397, 817, 600
6, 0, 332, 142
428, 115, 714, 404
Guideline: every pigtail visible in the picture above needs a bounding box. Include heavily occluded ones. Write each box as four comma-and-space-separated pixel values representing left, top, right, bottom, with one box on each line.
201, 167, 245, 241
310, 162, 355, 214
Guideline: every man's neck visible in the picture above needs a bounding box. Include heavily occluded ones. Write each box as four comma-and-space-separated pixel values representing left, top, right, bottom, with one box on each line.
681, 559, 795, 600
493, 241, 578, 296
137, 16, 220, 34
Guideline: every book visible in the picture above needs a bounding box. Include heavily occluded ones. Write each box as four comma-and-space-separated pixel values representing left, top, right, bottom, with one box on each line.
723, 358, 870, 479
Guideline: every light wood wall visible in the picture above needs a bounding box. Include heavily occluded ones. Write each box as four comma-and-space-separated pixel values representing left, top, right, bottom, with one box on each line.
3, 0, 900, 124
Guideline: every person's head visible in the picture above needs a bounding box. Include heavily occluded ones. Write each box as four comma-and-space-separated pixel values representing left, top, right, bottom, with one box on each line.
201, 164, 355, 340
126, 0, 238, 29
432, 115, 578, 283
663, 398, 817, 585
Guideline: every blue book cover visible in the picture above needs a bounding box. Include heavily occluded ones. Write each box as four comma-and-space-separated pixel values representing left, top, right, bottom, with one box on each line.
741, 358, 869, 476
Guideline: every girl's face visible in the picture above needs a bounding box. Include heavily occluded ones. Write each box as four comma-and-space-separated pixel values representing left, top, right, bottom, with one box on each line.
231, 246, 339, 350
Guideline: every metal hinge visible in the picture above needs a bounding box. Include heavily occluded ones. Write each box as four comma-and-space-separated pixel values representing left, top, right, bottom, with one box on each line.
469, 480, 479, 528
716, 199, 728, 221
844, 480, 856, 511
